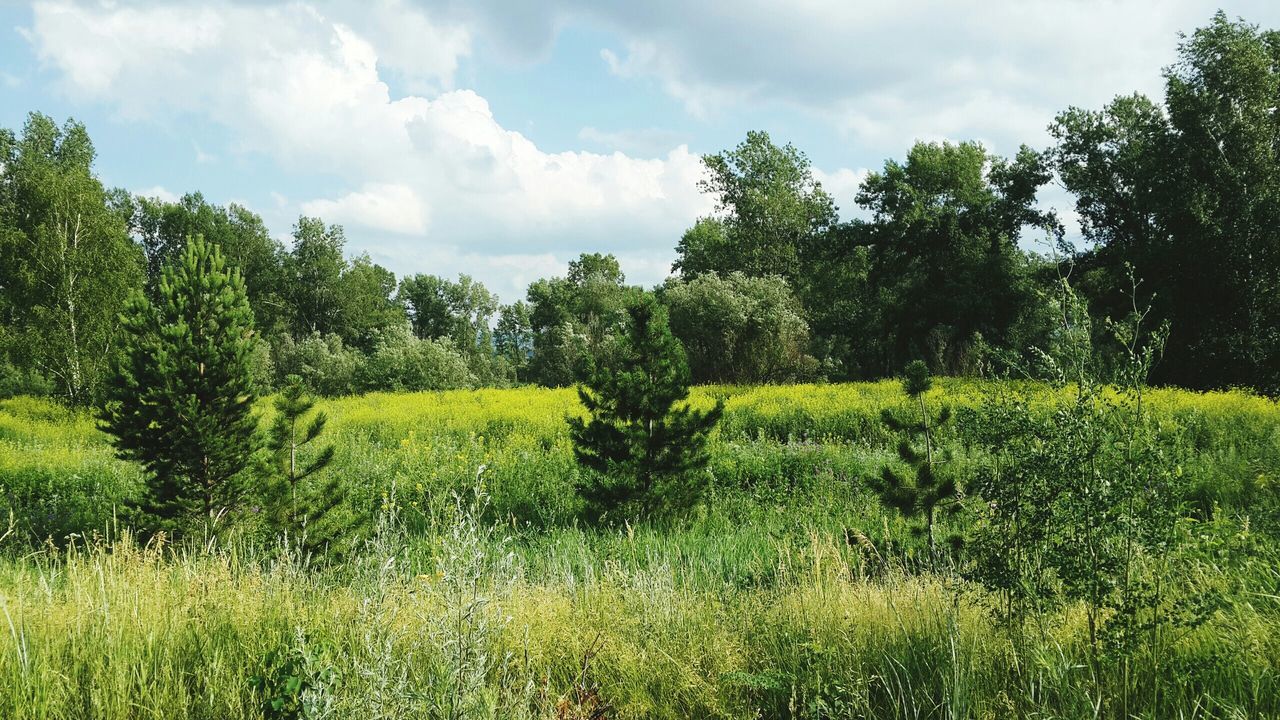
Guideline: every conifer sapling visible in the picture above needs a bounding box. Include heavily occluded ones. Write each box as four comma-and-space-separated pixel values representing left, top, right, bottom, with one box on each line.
568, 295, 724, 519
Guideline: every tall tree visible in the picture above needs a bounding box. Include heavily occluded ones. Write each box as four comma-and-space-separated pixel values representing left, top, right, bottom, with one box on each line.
1052, 12, 1280, 393
674, 131, 837, 283
526, 253, 641, 386
127, 192, 288, 333
101, 237, 258, 532
399, 273, 498, 351
285, 216, 347, 338
0, 113, 144, 404
494, 301, 533, 381
853, 141, 1056, 375
568, 295, 724, 519
336, 254, 402, 351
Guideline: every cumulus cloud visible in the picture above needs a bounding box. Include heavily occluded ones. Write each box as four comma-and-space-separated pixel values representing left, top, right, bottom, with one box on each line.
134, 185, 179, 203
301, 183, 430, 235
22, 0, 719, 296
441, 0, 1280, 153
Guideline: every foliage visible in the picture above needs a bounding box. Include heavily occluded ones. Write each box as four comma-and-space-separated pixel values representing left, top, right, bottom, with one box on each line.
100, 237, 259, 533
356, 325, 477, 394
662, 271, 817, 384
272, 332, 362, 396
868, 361, 961, 552
568, 296, 724, 519
526, 253, 642, 387
284, 216, 348, 339
0, 112, 144, 405
850, 141, 1057, 376
494, 301, 533, 382
126, 191, 289, 333
674, 130, 836, 283
259, 375, 336, 535
1051, 12, 1280, 394
335, 255, 402, 352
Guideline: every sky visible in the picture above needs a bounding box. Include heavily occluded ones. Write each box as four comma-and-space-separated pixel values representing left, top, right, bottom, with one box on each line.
3, 0, 1280, 303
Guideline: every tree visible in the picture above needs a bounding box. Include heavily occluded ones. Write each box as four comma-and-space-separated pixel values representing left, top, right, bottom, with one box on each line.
494, 301, 533, 381
661, 272, 815, 383
285, 217, 347, 338
867, 361, 961, 554
127, 192, 289, 334
1051, 12, 1280, 393
101, 237, 259, 532
526, 253, 642, 386
336, 254, 402, 351
0, 113, 144, 404
568, 295, 724, 519
674, 131, 837, 282
852, 141, 1056, 375
399, 273, 499, 368
261, 375, 336, 533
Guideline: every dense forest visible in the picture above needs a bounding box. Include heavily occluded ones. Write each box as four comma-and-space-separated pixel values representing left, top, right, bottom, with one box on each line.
4, 12, 1278, 404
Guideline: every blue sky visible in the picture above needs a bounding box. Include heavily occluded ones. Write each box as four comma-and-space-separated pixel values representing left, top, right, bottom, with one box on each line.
3, 1, 1279, 302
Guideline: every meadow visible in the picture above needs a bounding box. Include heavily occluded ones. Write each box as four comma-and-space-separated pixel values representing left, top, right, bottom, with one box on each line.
1, 381, 1279, 718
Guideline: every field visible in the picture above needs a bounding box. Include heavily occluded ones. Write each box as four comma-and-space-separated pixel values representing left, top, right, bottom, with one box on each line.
1, 381, 1279, 719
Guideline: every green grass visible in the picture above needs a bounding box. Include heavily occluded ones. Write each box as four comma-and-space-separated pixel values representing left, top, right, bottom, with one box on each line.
0, 381, 1279, 718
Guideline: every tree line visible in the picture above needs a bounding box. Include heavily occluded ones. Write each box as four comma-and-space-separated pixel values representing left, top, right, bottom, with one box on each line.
3, 11, 1278, 402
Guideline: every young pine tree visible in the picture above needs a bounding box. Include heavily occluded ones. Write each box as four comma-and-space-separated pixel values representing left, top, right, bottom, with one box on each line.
262, 374, 336, 533
102, 236, 258, 534
568, 295, 724, 519
868, 360, 962, 553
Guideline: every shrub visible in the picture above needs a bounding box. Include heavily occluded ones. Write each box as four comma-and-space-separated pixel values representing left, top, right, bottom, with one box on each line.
272, 333, 361, 396
356, 325, 476, 393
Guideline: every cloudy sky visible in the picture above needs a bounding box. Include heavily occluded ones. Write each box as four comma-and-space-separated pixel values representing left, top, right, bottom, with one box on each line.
3, 1, 1279, 302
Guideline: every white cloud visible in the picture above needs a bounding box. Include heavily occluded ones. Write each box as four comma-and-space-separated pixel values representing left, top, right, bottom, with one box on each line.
812, 167, 870, 217
23, 0, 721, 295
301, 183, 429, 235
452, 0, 1280, 154
134, 185, 179, 203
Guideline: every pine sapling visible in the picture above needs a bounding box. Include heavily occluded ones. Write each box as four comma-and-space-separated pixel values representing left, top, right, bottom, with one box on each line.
868, 360, 962, 555
263, 374, 336, 532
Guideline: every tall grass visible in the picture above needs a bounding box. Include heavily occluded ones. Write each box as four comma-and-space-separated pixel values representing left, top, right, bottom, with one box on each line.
0, 382, 1278, 717
0, 514, 1276, 719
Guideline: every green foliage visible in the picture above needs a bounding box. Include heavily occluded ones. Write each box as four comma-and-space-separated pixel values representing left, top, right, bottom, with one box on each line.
526, 253, 642, 387
399, 273, 506, 383
356, 325, 477, 393
271, 333, 361, 396
126, 191, 289, 333
662, 271, 817, 383
0, 112, 145, 405
101, 237, 259, 532
569, 296, 724, 518
259, 375, 336, 535
965, 278, 1183, 713
284, 216, 348, 339
674, 130, 836, 283
868, 360, 961, 552
494, 301, 533, 382
271, 328, 477, 396
851, 141, 1056, 376
1051, 12, 1280, 393
335, 255, 402, 352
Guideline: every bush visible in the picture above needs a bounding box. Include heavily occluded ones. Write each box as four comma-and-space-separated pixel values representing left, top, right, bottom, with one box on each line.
272, 333, 362, 396
356, 325, 476, 393
663, 272, 818, 384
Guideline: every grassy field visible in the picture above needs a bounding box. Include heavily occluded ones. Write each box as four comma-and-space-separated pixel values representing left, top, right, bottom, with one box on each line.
1, 381, 1279, 718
